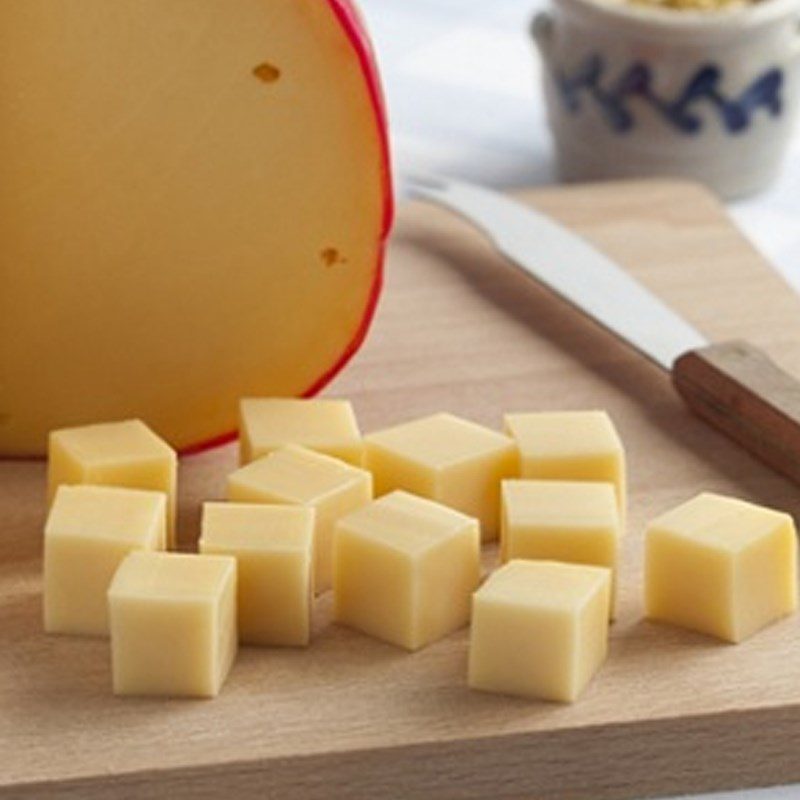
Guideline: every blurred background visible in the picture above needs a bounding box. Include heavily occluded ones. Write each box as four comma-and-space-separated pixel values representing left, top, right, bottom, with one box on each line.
358, 0, 800, 289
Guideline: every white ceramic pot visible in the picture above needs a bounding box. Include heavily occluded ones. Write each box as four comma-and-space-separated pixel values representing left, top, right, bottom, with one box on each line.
532, 0, 800, 198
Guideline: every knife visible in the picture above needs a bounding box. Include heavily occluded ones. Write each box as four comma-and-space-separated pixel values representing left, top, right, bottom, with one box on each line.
406, 174, 800, 486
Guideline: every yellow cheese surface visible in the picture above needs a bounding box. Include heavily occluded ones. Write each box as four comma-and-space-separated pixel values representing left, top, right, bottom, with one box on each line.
227, 445, 372, 593
48, 420, 177, 547
468, 560, 610, 702
239, 398, 362, 466
0, 0, 388, 456
364, 413, 517, 541
44, 485, 166, 636
333, 491, 480, 651
108, 552, 237, 698
504, 411, 626, 521
645, 492, 798, 643
200, 503, 314, 646
501, 480, 621, 616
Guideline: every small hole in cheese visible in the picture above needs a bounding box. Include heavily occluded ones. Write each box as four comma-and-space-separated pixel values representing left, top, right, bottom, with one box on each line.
252, 62, 281, 84
321, 247, 347, 267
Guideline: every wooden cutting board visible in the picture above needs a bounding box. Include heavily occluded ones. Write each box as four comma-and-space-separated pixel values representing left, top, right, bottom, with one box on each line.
4, 180, 800, 800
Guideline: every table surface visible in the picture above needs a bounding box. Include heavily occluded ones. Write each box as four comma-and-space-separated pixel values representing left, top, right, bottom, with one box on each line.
356, 2, 800, 799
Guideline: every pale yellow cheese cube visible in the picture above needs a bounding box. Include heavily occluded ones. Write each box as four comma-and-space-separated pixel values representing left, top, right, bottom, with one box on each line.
108, 551, 237, 698
199, 502, 314, 646
227, 445, 372, 593
43, 485, 166, 636
645, 492, 797, 643
333, 490, 481, 651
239, 398, 363, 466
503, 411, 626, 522
501, 480, 621, 617
468, 560, 610, 703
48, 419, 178, 547
364, 413, 517, 541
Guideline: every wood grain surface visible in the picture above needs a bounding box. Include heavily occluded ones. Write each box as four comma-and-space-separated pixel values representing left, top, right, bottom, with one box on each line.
4, 180, 800, 800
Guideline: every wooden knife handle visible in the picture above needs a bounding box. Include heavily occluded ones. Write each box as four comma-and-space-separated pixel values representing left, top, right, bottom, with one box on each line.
672, 340, 800, 484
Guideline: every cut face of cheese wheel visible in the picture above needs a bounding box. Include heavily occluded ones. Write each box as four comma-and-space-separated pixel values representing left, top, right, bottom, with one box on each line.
0, 0, 392, 456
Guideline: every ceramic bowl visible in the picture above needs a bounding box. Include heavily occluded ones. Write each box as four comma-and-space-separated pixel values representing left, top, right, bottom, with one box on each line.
532, 0, 800, 198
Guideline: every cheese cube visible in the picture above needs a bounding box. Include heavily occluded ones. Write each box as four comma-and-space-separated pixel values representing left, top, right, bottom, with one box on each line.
199, 503, 314, 646
43, 485, 166, 636
468, 560, 610, 703
645, 492, 797, 643
48, 419, 178, 548
501, 480, 621, 617
227, 445, 372, 593
108, 552, 237, 698
333, 490, 481, 651
239, 398, 363, 466
364, 413, 517, 541
503, 411, 626, 521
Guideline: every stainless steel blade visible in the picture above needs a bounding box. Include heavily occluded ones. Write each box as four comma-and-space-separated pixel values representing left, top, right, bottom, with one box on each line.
405, 175, 708, 370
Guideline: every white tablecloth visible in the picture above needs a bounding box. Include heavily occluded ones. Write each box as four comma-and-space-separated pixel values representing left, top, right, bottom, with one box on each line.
360, 0, 800, 290
356, 2, 800, 798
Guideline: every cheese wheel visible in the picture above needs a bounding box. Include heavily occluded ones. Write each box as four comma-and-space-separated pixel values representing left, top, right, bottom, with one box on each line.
0, 0, 392, 455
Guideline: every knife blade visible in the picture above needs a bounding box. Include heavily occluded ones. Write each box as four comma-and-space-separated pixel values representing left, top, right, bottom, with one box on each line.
406, 174, 800, 487
406, 174, 706, 370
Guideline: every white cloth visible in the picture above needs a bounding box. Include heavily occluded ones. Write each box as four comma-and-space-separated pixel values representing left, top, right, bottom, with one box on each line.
356, 2, 800, 798
359, 0, 800, 291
